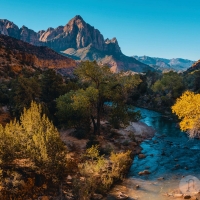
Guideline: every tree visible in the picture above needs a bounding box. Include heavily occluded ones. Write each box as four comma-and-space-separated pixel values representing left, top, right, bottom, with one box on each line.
184, 70, 200, 93
56, 91, 91, 135
40, 69, 76, 123
0, 102, 67, 179
0, 81, 9, 105
152, 71, 184, 98
57, 61, 142, 134
40, 69, 65, 103
9, 77, 41, 117
171, 91, 200, 138
152, 71, 185, 107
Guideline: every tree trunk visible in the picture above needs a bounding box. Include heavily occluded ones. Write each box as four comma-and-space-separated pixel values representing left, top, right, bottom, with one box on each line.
97, 105, 101, 135
91, 115, 97, 134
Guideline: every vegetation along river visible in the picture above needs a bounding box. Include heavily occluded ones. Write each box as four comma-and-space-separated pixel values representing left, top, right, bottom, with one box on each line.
108, 107, 200, 200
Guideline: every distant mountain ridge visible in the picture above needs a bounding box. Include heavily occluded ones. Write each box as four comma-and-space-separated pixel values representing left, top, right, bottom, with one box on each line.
133, 55, 195, 72
0, 15, 153, 73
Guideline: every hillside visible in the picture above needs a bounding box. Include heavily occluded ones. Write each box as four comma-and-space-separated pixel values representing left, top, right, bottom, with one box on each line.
186, 59, 200, 73
0, 34, 76, 79
0, 16, 153, 73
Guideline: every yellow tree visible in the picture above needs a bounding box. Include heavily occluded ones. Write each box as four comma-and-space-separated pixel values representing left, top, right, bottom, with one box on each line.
171, 91, 200, 138
0, 102, 67, 179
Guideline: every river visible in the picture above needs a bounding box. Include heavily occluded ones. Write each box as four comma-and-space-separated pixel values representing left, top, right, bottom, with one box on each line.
108, 107, 200, 200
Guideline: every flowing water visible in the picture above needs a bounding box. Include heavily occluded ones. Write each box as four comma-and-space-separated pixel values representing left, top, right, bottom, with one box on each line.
108, 107, 200, 200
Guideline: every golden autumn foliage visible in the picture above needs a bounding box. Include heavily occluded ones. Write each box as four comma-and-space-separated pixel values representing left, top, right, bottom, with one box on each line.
0, 102, 67, 178
74, 145, 132, 199
171, 91, 200, 138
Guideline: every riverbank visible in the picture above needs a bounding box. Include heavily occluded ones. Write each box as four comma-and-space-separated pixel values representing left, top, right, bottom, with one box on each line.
106, 107, 200, 200
59, 120, 155, 200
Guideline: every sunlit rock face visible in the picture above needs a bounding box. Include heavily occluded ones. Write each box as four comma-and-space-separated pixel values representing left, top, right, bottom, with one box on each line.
0, 16, 154, 73
0, 34, 76, 77
38, 15, 121, 54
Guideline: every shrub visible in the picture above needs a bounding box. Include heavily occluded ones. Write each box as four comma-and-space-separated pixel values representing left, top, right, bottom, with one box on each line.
110, 150, 132, 180
0, 102, 67, 180
73, 146, 132, 199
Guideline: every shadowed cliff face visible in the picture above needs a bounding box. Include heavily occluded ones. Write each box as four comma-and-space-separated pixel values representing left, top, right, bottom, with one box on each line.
0, 34, 76, 78
0, 15, 121, 54
0, 15, 153, 73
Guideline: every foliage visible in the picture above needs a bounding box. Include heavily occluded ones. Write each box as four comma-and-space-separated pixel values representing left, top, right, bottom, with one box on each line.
40, 69, 65, 103
172, 91, 200, 138
0, 82, 9, 105
150, 71, 185, 108
184, 70, 200, 93
109, 103, 141, 128
0, 102, 67, 179
110, 150, 132, 180
9, 76, 41, 117
145, 70, 162, 88
152, 71, 184, 99
85, 144, 100, 161
73, 145, 132, 199
57, 61, 142, 135
56, 91, 91, 134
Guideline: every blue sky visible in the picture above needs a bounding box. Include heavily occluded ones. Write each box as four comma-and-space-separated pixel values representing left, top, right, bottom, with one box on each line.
1, 0, 200, 60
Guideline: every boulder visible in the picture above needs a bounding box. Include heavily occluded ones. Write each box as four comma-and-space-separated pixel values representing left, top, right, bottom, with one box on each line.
173, 194, 183, 198
184, 195, 191, 199
138, 154, 146, 159
135, 184, 140, 189
138, 170, 151, 175
116, 192, 128, 200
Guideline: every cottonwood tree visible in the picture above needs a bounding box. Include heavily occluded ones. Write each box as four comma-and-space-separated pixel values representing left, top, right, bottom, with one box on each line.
57, 61, 141, 134
172, 91, 200, 138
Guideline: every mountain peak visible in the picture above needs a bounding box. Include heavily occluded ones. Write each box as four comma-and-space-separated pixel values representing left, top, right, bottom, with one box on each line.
73, 15, 83, 20
69, 15, 85, 23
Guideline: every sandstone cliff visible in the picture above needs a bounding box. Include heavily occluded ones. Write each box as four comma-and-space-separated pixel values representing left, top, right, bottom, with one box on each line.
0, 16, 153, 73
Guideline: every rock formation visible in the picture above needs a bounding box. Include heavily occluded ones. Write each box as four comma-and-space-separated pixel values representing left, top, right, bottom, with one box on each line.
0, 15, 153, 72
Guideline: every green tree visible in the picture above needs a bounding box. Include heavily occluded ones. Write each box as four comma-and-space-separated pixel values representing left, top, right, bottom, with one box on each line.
152, 71, 185, 106
9, 77, 41, 117
57, 61, 141, 134
40, 69, 77, 123
40, 69, 65, 103
0, 81, 9, 105
56, 91, 91, 134
184, 70, 200, 93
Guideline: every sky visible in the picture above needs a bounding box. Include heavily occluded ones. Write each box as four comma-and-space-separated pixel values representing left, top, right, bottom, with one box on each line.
1, 0, 200, 60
